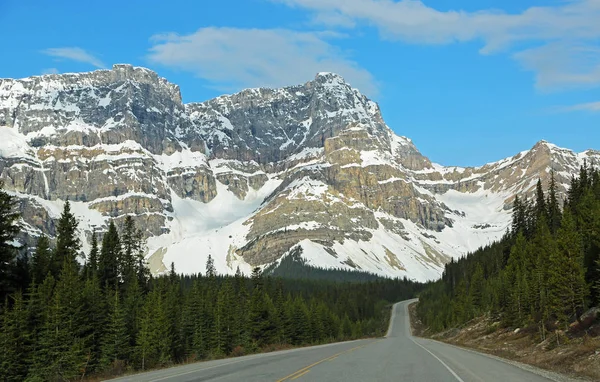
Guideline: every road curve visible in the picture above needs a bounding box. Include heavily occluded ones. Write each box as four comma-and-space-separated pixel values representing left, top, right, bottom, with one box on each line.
110, 299, 565, 382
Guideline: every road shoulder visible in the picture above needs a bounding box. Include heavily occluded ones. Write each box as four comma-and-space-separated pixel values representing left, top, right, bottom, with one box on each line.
408, 302, 597, 382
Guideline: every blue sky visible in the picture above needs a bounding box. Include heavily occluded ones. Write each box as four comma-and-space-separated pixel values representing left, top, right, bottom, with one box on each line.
1, 0, 599, 167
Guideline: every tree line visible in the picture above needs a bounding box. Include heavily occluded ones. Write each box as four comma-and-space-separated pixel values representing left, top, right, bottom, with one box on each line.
417, 166, 600, 339
0, 187, 421, 381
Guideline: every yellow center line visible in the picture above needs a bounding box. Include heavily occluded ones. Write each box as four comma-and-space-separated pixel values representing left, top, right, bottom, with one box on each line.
276, 340, 381, 382
290, 369, 311, 380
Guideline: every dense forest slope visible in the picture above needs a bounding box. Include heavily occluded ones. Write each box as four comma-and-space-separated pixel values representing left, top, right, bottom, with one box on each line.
417, 166, 600, 337
0, 186, 421, 380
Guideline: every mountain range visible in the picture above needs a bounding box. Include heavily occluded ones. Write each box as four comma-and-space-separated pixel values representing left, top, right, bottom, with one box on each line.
1, 64, 598, 281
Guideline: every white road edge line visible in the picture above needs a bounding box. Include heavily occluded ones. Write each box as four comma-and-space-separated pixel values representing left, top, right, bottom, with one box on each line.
402, 300, 465, 382
421, 337, 583, 382
409, 337, 466, 382
405, 299, 579, 382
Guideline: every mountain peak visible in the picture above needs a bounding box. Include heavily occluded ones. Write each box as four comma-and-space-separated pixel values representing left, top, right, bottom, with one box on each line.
313, 72, 349, 87
531, 140, 560, 151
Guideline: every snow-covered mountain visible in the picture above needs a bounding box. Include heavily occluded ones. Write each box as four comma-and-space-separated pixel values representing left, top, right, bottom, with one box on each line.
1, 65, 598, 281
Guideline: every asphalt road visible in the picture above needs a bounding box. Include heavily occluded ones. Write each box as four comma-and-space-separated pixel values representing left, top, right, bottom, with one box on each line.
110, 299, 564, 382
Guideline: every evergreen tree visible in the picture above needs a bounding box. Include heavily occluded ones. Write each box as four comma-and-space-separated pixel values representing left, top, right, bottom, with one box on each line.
136, 285, 171, 370
0, 292, 30, 381
122, 271, 144, 356
120, 216, 143, 287
547, 170, 562, 234
548, 209, 588, 327
100, 287, 129, 370
0, 184, 19, 301
505, 232, 528, 325
511, 195, 527, 236
535, 179, 548, 224
29, 260, 86, 381
469, 263, 485, 313
99, 221, 121, 290
80, 271, 105, 376
51, 200, 81, 277
31, 235, 52, 284
84, 231, 99, 279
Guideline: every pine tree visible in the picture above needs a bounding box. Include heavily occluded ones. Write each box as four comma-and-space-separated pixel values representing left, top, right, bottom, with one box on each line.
120, 216, 143, 287
469, 263, 485, 313
166, 271, 184, 363
51, 200, 81, 277
100, 287, 129, 370
535, 179, 548, 225
136, 284, 171, 370
247, 285, 277, 349
31, 235, 52, 284
530, 219, 555, 335
511, 195, 527, 236
0, 184, 19, 301
84, 231, 99, 279
99, 221, 121, 290
30, 260, 86, 381
206, 255, 216, 278
80, 271, 105, 376
0, 291, 30, 381
505, 232, 528, 325
547, 170, 562, 234
122, 272, 144, 356
12, 253, 31, 293
549, 209, 588, 328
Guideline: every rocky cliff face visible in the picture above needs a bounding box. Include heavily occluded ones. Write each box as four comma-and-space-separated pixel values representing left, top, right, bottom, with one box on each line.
1, 65, 597, 281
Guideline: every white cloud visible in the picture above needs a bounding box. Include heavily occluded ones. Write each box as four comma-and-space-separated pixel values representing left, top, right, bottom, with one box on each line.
558, 101, 600, 113
41, 68, 59, 75
514, 43, 600, 90
147, 27, 378, 96
276, 0, 600, 90
42, 47, 105, 68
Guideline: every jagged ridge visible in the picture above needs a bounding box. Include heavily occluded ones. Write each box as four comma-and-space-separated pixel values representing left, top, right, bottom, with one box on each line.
0, 65, 598, 281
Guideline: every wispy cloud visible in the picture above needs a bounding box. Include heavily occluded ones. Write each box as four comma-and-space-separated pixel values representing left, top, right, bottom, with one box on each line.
147, 27, 378, 96
556, 101, 600, 113
42, 47, 105, 68
41, 68, 59, 75
275, 0, 600, 91
514, 43, 600, 90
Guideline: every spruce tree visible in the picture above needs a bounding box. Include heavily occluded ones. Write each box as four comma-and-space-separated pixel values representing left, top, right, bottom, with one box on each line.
535, 179, 548, 225
0, 184, 19, 301
136, 284, 171, 370
547, 170, 562, 234
505, 232, 528, 325
31, 235, 52, 284
123, 271, 144, 355
469, 263, 485, 313
51, 200, 81, 277
549, 209, 588, 327
30, 260, 86, 381
0, 291, 30, 381
99, 221, 121, 290
100, 287, 129, 370
120, 216, 144, 287
80, 271, 105, 376
84, 231, 99, 279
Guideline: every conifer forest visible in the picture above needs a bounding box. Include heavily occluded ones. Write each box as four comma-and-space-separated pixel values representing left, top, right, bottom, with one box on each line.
417, 167, 600, 338
0, 184, 420, 381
